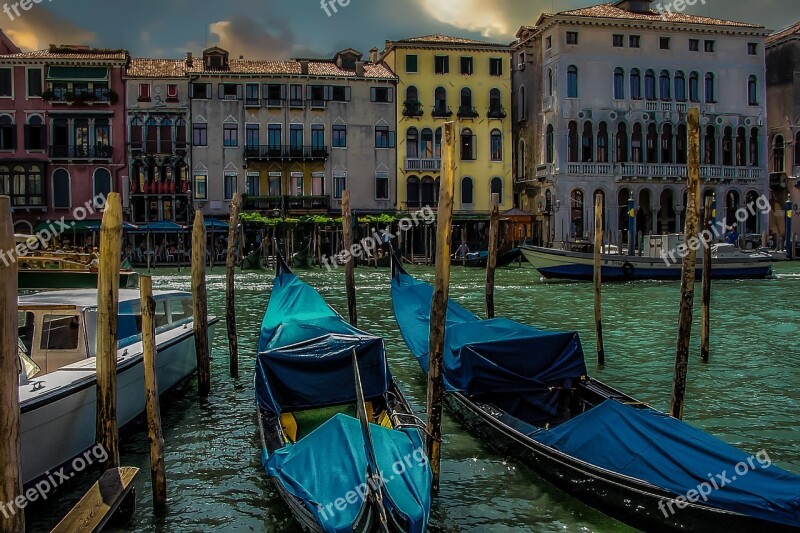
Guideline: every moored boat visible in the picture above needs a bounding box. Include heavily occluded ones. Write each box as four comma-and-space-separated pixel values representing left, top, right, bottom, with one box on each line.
18, 289, 218, 486
451, 248, 523, 268
256, 255, 432, 533
389, 258, 800, 532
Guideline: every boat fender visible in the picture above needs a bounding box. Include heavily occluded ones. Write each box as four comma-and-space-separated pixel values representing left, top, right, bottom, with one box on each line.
622, 262, 635, 277
280, 413, 298, 443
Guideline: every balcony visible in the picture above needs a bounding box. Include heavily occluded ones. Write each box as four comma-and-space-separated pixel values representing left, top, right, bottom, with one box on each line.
130, 179, 191, 196
403, 101, 424, 118
566, 163, 615, 176
613, 163, 762, 181
243, 145, 329, 161
130, 142, 188, 157
242, 195, 330, 214
542, 96, 553, 112
457, 106, 479, 119
49, 145, 113, 159
432, 106, 453, 118
405, 158, 442, 172
487, 106, 507, 119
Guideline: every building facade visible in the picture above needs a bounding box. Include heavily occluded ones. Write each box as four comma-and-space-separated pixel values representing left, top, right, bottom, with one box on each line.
187, 47, 397, 219
513, 0, 770, 247
125, 58, 191, 225
382, 35, 514, 216
766, 22, 800, 240
0, 37, 128, 234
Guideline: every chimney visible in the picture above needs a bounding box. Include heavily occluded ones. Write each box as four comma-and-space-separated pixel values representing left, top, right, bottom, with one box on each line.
369, 47, 379, 63
239, 55, 244, 60
355, 61, 365, 77
186, 51, 193, 68
300, 60, 309, 75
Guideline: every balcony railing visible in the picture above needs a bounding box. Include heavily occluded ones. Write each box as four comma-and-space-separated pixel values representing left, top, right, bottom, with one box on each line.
403, 101, 424, 117
556, 162, 763, 181
487, 106, 507, 119
243, 145, 329, 161
405, 158, 442, 172
457, 106, 479, 118
49, 145, 113, 159
130, 179, 191, 196
432, 106, 453, 118
244, 98, 261, 107
566, 163, 614, 175
130, 142, 188, 156
242, 195, 330, 213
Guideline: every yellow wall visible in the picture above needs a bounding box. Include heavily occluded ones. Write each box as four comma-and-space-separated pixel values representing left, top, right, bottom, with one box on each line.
385, 44, 513, 214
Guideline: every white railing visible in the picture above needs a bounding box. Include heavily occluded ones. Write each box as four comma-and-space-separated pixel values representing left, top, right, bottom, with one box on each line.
676, 103, 688, 113
405, 158, 442, 172
565, 163, 614, 175
542, 96, 553, 112
536, 163, 554, 177
661, 102, 672, 112
646, 102, 658, 112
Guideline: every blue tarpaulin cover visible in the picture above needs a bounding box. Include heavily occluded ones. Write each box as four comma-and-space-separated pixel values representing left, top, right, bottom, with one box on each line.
256, 270, 391, 414
264, 414, 431, 533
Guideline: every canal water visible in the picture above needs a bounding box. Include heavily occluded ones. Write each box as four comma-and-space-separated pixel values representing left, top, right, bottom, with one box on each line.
29, 262, 800, 532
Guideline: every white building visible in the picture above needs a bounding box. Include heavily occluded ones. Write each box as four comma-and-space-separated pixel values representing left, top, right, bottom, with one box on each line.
513, 0, 770, 247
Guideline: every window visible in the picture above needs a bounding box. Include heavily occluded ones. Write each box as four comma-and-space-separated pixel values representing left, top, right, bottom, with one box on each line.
93, 168, 112, 203
27, 69, 42, 97
333, 125, 347, 148
545, 36, 552, 49
371, 87, 392, 103
0, 115, 15, 150
705, 40, 715, 53
547, 69, 553, 96
245, 124, 259, 148
748, 43, 758, 56
266, 83, 286, 105
167, 84, 178, 99
568, 121, 579, 162
598, 122, 609, 163
333, 173, 346, 199
517, 140, 526, 179
40, 315, 80, 351
220, 83, 242, 99
675, 71, 686, 102
489, 58, 503, 77
193, 174, 207, 199
461, 177, 473, 205
459, 87, 473, 112
307, 85, 325, 107
375, 126, 394, 148
331, 86, 349, 102
245, 83, 260, 105
689, 72, 700, 102
268, 124, 281, 147
546, 125, 554, 163
570, 190, 584, 238
631, 68, 641, 100
566, 31, 578, 45
660, 37, 671, 50
52, 169, 70, 209
490, 129, 502, 161
645, 69, 656, 100
518, 86, 526, 121
434, 86, 448, 115
582, 122, 594, 162
659, 70, 671, 100
490, 177, 503, 204
406, 128, 419, 158
750, 128, 759, 166
689, 39, 699, 52
25, 116, 45, 150
375, 172, 389, 200
289, 84, 303, 106
224, 173, 237, 200
705, 73, 716, 103
460, 57, 473, 75
616, 123, 628, 162
192, 123, 207, 146
567, 65, 578, 98
630, 35, 641, 48
290, 124, 303, 149
406, 54, 418, 73
748, 75, 758, 106
139, 83, 151, 100
0, 68, 11, 97
311, 124, 324, 149
460, 128, 475, 160
614, 68, 624, 100
613, 34, 624, 47
223, 123, 238, 147
435, 56, 449, 74
773, 135, 785, 173
191, 82, 210, 99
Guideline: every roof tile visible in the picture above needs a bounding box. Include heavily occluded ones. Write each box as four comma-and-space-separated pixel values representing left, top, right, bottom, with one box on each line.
767, 22, 800, 44
126, 58, 186, 78
548, 3, 763, 29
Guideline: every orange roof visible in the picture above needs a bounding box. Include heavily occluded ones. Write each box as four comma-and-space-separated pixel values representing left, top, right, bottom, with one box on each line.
767, 22, 800, 45
126, 58, 186, 78
388, 34, 512, 49
0, 46, 128, 61
186, 59, 396, 79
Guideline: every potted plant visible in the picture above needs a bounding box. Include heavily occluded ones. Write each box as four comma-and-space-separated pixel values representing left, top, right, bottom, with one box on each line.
64, 91, 75, 102
41, 90, 53, 101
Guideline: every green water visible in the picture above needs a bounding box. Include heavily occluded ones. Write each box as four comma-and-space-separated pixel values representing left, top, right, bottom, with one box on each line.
29, 262, 800, 532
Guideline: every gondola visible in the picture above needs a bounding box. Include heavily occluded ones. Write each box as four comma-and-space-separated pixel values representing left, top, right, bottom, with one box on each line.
451, 248, 523, 268
242, 247, 265, 271
256, 253, 432, 533
389, 257, 800, 532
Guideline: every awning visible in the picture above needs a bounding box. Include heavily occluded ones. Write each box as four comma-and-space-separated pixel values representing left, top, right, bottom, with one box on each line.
47, 66, 108, 81
33, 220, 138, 233
205, 219, 230, 230
135, 221, 185, 233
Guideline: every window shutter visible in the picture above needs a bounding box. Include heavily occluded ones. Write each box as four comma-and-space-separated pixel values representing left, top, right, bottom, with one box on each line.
236, 84, 243, 99
189, 83, 194, 98
218, 84, 224, 99
324, 86, 333, 101
280, 84, 287, 100
306, 85, 312, 100
370, 87, 376, 102
23, 125, 30, 150
262, 84, 269, 98
345, 87, 351, 102
388, 87, 394, 103
39, 125, 46, 148
389, 131, 396, 148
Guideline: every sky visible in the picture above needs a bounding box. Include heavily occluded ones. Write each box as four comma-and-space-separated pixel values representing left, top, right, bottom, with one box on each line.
1, 0, 799, 60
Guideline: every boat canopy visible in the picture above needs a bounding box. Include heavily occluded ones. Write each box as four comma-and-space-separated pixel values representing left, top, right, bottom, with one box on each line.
264, 414, 431, 533
391, 266, 587, 422
256, 271, 391, 415
533, 399, 800, 527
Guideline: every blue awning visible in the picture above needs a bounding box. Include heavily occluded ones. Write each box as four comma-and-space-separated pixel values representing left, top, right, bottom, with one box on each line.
47, 66, 108, 81
205, 219, 230, 230
134, 221, 185, 233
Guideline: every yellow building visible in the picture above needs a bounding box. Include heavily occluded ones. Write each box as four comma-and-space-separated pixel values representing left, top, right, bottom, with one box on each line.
383, 35, 514, 217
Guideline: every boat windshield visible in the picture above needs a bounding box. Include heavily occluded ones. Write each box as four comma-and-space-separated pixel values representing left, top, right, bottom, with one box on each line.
18, 311, 35, 355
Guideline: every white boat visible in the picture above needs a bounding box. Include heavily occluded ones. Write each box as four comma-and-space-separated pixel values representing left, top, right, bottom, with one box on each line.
17, 289, 218, 486
521, 234, 774, 281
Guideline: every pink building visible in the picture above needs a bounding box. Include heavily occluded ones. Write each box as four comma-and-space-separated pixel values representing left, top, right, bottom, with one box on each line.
0, 30, 128, 235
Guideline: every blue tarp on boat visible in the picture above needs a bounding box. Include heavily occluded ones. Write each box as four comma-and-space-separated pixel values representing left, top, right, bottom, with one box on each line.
264, 414, 431, 533
533, 400, 800, 527
256, 271, 391, 415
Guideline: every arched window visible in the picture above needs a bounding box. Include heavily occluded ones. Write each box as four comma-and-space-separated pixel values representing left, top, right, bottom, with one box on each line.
421, 128, 433, 158
796, 131, 800, 168
490, 129, 502, 161
675, 71, 686, 102
677, 124, 687, 164
434, 87, 447, 114
750, 128, 759, 166
614, 68, 624, 100
175, 117, 187, 146
705, 73, 716, 103
406, 85, 418, 103
659, 70, 671, 100
460, 87, 473, 111
547, 69, 553, 96
461, 177, 474, 205
0, 115, 15, 150
546, 124, 554, 163
489, 88, 502, 114
736, 127, 747, 166
434, 127, 442, 158
745, 190, 760, 233
662, 123, 673, 163
406, 176, 420, 207
26, 115, 45, 150
130, 117, 143, 148
567, 66, 578, 98
726, 190, 741, 227
748, 75, 758, 106
774, 134, 785, 173
704, 126, 716, 165
689, 72, 700, 102
421, 176, 436, 207
722, 127, 733, 166
460, 128, 475, 160
407, 127, 419, 158
645, 69, 656, 100
632, 123, 643, 163
518, 86, 526, 120
630, 68, 642, 100
159, 117, 172, 153
52, 169, 70, 209
490, 177, 503, 204
646, 123, 658, 163
568, 121, 579, 162
582, 121, 594, 162
616, 123, 628, 162
145, 117, 158, 153
570, 189, 585, 238
598, 122, 609, 163
518, 139, 526, 178
93, 168, 112, 205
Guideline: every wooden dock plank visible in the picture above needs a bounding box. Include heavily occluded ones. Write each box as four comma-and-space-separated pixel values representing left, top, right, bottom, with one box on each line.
51, 467, 139, 533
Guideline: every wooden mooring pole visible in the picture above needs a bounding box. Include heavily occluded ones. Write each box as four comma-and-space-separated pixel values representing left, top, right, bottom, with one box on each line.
96, 192, 123, 471
701, 195, 713, 363
139, 276, 167, 509
0, 196, 23, 533
226, 193, 241, 378
427, 122, 456, 492
486, 193, 500, 319
594, 194, 606, 366
192, 210, 211, 396
670, 108, 701, 420
342, 190, 357, 327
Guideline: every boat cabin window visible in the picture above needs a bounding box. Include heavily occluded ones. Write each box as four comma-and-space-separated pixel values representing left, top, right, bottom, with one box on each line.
39, 315, 80, 351
18, 311, 34, 355
154, 301, 170, 329
167, 298, 192, 324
